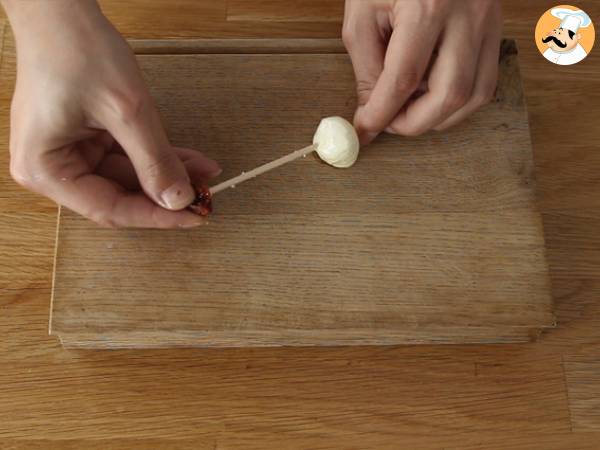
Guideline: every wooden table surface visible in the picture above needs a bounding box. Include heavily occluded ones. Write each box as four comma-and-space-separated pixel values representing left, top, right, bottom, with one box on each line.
1, 1, 599, 448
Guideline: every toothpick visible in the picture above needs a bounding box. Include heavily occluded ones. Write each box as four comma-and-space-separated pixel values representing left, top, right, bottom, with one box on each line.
210, 144, 316, 195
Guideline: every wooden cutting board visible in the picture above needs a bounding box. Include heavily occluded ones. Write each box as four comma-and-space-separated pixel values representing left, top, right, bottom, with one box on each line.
50, 39, 555, 348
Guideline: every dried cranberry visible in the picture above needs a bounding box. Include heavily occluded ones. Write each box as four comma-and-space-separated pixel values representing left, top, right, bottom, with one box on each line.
188, 185, 213, 216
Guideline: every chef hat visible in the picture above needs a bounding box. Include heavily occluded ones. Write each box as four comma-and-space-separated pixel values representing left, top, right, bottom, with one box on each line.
551, 8, 592, 33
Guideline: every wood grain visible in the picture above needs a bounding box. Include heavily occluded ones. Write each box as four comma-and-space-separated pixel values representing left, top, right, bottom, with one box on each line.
4, 435, 600, 450
97, 0, 341, 39
130, 37, 346, 54
50, 40, 554, 347
1, 0, 600, 447
0, 338, 572, 440
227, 0, 344, 23
564, 350, 600, 432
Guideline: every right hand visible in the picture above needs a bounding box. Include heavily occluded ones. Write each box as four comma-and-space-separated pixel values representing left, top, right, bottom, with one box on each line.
343, 0, 502, 144
4, 0, 220, 228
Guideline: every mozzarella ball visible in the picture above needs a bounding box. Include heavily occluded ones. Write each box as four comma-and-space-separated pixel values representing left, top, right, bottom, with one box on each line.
312, 116, 360, 168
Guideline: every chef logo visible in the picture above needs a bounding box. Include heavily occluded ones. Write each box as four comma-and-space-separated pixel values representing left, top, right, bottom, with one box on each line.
535, 5, 594, 65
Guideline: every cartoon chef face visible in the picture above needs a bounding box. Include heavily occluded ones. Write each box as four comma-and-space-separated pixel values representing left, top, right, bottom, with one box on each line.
542, 27, 581, 53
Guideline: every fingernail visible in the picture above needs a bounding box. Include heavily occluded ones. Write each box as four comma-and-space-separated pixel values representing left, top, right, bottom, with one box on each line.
204, 158, 221, 173
359, 130, 377, 146
209, 167, 223, 178
160, 181, 195, 210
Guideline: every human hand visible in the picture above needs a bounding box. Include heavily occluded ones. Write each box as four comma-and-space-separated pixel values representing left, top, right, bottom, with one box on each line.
343, 0, 502, 144
3, 0, 220, 228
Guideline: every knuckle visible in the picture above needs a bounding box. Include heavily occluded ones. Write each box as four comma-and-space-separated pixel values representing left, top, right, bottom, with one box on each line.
472, 92, 492, 108
9, 150, 38, 189
440, 84, 471, 113
355, 79, 375, 106
475, 86, 497, 106
393, 72, 421, 95
87, 197, 120, 229
9, 161, 33, 188
417, 0, 451, 21
341, 25, 356, 49
143, 151, 178, 182
357, 113, 383, 134
481, 0, 502, 17
89, 211, 118, 229
386, 123, 402, 135
108, 89, 148, 125
98, 219, 118, 229
420, 0, 440, 17
387, 122, 424, 138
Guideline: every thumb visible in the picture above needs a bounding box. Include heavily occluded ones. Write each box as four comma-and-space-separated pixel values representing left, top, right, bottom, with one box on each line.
103, 94, 197, 210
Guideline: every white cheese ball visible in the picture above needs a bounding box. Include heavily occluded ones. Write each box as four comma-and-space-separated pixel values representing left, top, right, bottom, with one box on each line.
313, 116, 360, 168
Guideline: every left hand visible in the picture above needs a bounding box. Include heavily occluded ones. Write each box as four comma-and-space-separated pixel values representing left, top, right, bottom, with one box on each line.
342, 0, 503, 144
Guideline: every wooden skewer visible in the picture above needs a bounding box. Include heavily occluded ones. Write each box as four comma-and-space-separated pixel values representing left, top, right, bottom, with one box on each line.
210, 144, 316, 195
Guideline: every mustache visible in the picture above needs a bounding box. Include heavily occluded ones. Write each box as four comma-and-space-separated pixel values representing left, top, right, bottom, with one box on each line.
542, 35, 567, 48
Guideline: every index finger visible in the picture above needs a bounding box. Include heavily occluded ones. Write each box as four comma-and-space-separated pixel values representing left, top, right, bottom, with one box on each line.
46, 173, 204, 229
343, 3, 387, 108
354, 19, 441, 144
